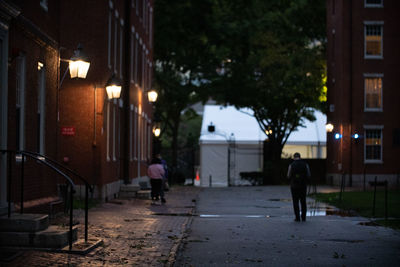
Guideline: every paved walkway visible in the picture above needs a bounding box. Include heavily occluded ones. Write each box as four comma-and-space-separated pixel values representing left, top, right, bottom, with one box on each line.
2, 186, 201, 267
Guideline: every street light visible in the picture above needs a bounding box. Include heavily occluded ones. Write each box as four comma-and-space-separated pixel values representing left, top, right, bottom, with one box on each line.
147, 89, 158, 103
69, 44, 90, 79
153, 124, 161, 137
105, 74, 122, 99
325, 123, 334, 133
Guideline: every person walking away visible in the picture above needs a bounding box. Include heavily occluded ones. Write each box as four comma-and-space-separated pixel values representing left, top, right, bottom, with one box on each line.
287, 152, 311, 222
156, 154, 168, 203
147, 157, 165, 205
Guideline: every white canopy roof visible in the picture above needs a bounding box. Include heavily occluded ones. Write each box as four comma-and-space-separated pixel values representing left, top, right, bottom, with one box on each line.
200, 105, 326, 145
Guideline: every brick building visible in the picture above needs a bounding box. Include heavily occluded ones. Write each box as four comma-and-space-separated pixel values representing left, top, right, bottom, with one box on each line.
0, 0, 154, 213
326, 0, 400, 187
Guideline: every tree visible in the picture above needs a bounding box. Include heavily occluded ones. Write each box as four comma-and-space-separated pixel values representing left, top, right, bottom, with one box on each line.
154, 0, 214, 180
205, 0, 327, 182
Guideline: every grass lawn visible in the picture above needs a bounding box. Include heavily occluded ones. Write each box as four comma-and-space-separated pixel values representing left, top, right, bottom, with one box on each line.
311, 190, 400, 229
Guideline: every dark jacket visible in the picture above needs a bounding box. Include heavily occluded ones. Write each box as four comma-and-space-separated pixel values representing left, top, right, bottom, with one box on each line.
287, 159, 311, 187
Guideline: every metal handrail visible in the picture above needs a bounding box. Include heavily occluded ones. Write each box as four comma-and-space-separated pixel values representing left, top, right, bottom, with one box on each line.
21, 150, 93, 241
0, 149, 91, 249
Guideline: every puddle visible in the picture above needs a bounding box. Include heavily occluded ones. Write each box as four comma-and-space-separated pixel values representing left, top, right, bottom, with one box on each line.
322, 239, 364, 243
199, 214, 274, 218
268, 199, 291, 202
307, 208, 356, 217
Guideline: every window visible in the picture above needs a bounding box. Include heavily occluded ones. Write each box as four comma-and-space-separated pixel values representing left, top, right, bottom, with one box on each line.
114, 11, 118, 74
16, 55, 26, 152
112, 99, 116, 161
365, 0, 383, 8
130, 27, 135, 83
106, 100, 111, 161
365, 128, 383, 162
40, 0, 48, 11
364, 75, 382, 111
364, 22, 383, 58
119, 19, 123, 78
129, 105, 134, 161
37, 62, 46, 155
108, 4, 112, 68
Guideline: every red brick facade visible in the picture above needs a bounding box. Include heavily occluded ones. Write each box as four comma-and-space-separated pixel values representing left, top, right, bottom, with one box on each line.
326, 0, 400, 187
0, 0, 154, 209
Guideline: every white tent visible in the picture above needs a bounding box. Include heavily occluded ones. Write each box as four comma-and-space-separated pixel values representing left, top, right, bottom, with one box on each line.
199, 105, 326, 187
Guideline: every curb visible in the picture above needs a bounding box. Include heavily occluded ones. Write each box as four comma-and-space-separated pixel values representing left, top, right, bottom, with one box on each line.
166, 195, 199, 266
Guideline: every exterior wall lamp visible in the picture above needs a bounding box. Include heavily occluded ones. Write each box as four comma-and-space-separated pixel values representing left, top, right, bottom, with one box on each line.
69, 44, 90, 79
105, 74, 122, 99
59, 44, 91, 87
147, 89, 158, 103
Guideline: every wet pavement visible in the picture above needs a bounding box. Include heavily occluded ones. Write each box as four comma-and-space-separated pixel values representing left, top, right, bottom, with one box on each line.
1, 186, 201, 267
176, 186, 400, 266
2, 185, 399, 266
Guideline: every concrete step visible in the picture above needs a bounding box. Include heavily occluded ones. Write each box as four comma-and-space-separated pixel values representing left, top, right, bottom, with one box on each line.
136, 190, 151, 199
120, 184, 140, 192
0, 225, 78, 248
119, 184, 140, 199
0, 214, 49, 232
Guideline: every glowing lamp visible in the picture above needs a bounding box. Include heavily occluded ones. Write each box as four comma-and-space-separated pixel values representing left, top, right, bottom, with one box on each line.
153, 125, 161, 137
147, 90, 158, 103
334, 133, 342, 140
325, 123, 334, 133
105, 74, 122, 99
69, 44, 90, 79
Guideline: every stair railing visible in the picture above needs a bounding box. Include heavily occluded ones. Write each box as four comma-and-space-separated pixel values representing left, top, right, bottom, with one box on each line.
22, 150, 93, 242
0, 149, 92, 250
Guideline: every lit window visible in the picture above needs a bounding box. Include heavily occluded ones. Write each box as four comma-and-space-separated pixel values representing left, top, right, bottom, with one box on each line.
365, 0, 383, 8
365, 129, 382, 162
364, 76, 382, 111
365, 23, 383, 58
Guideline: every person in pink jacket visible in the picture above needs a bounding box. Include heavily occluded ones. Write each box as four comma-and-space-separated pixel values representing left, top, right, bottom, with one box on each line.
147, 157, 165, 204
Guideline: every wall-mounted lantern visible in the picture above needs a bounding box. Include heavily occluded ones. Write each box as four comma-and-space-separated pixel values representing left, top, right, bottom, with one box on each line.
69, 44, 90, 79
105, 74, 122, 99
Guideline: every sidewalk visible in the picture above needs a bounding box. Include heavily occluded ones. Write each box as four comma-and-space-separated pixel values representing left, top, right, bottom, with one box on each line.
2, 186, 201, 267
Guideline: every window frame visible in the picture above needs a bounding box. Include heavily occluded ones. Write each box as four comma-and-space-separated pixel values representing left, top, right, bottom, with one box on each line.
364, 21, 384, 59
364, 125, 384, 164
364, 73, 383, 112
365, 0, 383, 8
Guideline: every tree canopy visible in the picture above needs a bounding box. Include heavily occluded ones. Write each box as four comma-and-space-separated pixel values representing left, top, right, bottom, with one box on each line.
153, 0, 327, 181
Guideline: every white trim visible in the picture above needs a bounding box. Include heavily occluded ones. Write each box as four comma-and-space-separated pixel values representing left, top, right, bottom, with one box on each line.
364, 127, 383, 163
365, 0, 383, 8
38, 63, 46, 155
363, 125, 384, 129
109, 0, 113, 9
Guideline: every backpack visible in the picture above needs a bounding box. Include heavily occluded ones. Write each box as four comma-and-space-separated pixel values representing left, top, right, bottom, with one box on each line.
290, 160, 308, 186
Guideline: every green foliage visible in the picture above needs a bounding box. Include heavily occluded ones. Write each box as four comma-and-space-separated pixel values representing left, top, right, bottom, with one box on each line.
205, 0, 327, 162
312, 191, 400, 219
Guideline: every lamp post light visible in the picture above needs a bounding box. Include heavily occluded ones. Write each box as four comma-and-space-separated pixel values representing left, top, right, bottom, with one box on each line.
147, 89, 158, 103
325, 123, 334, 133
105, 74, 122, 99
